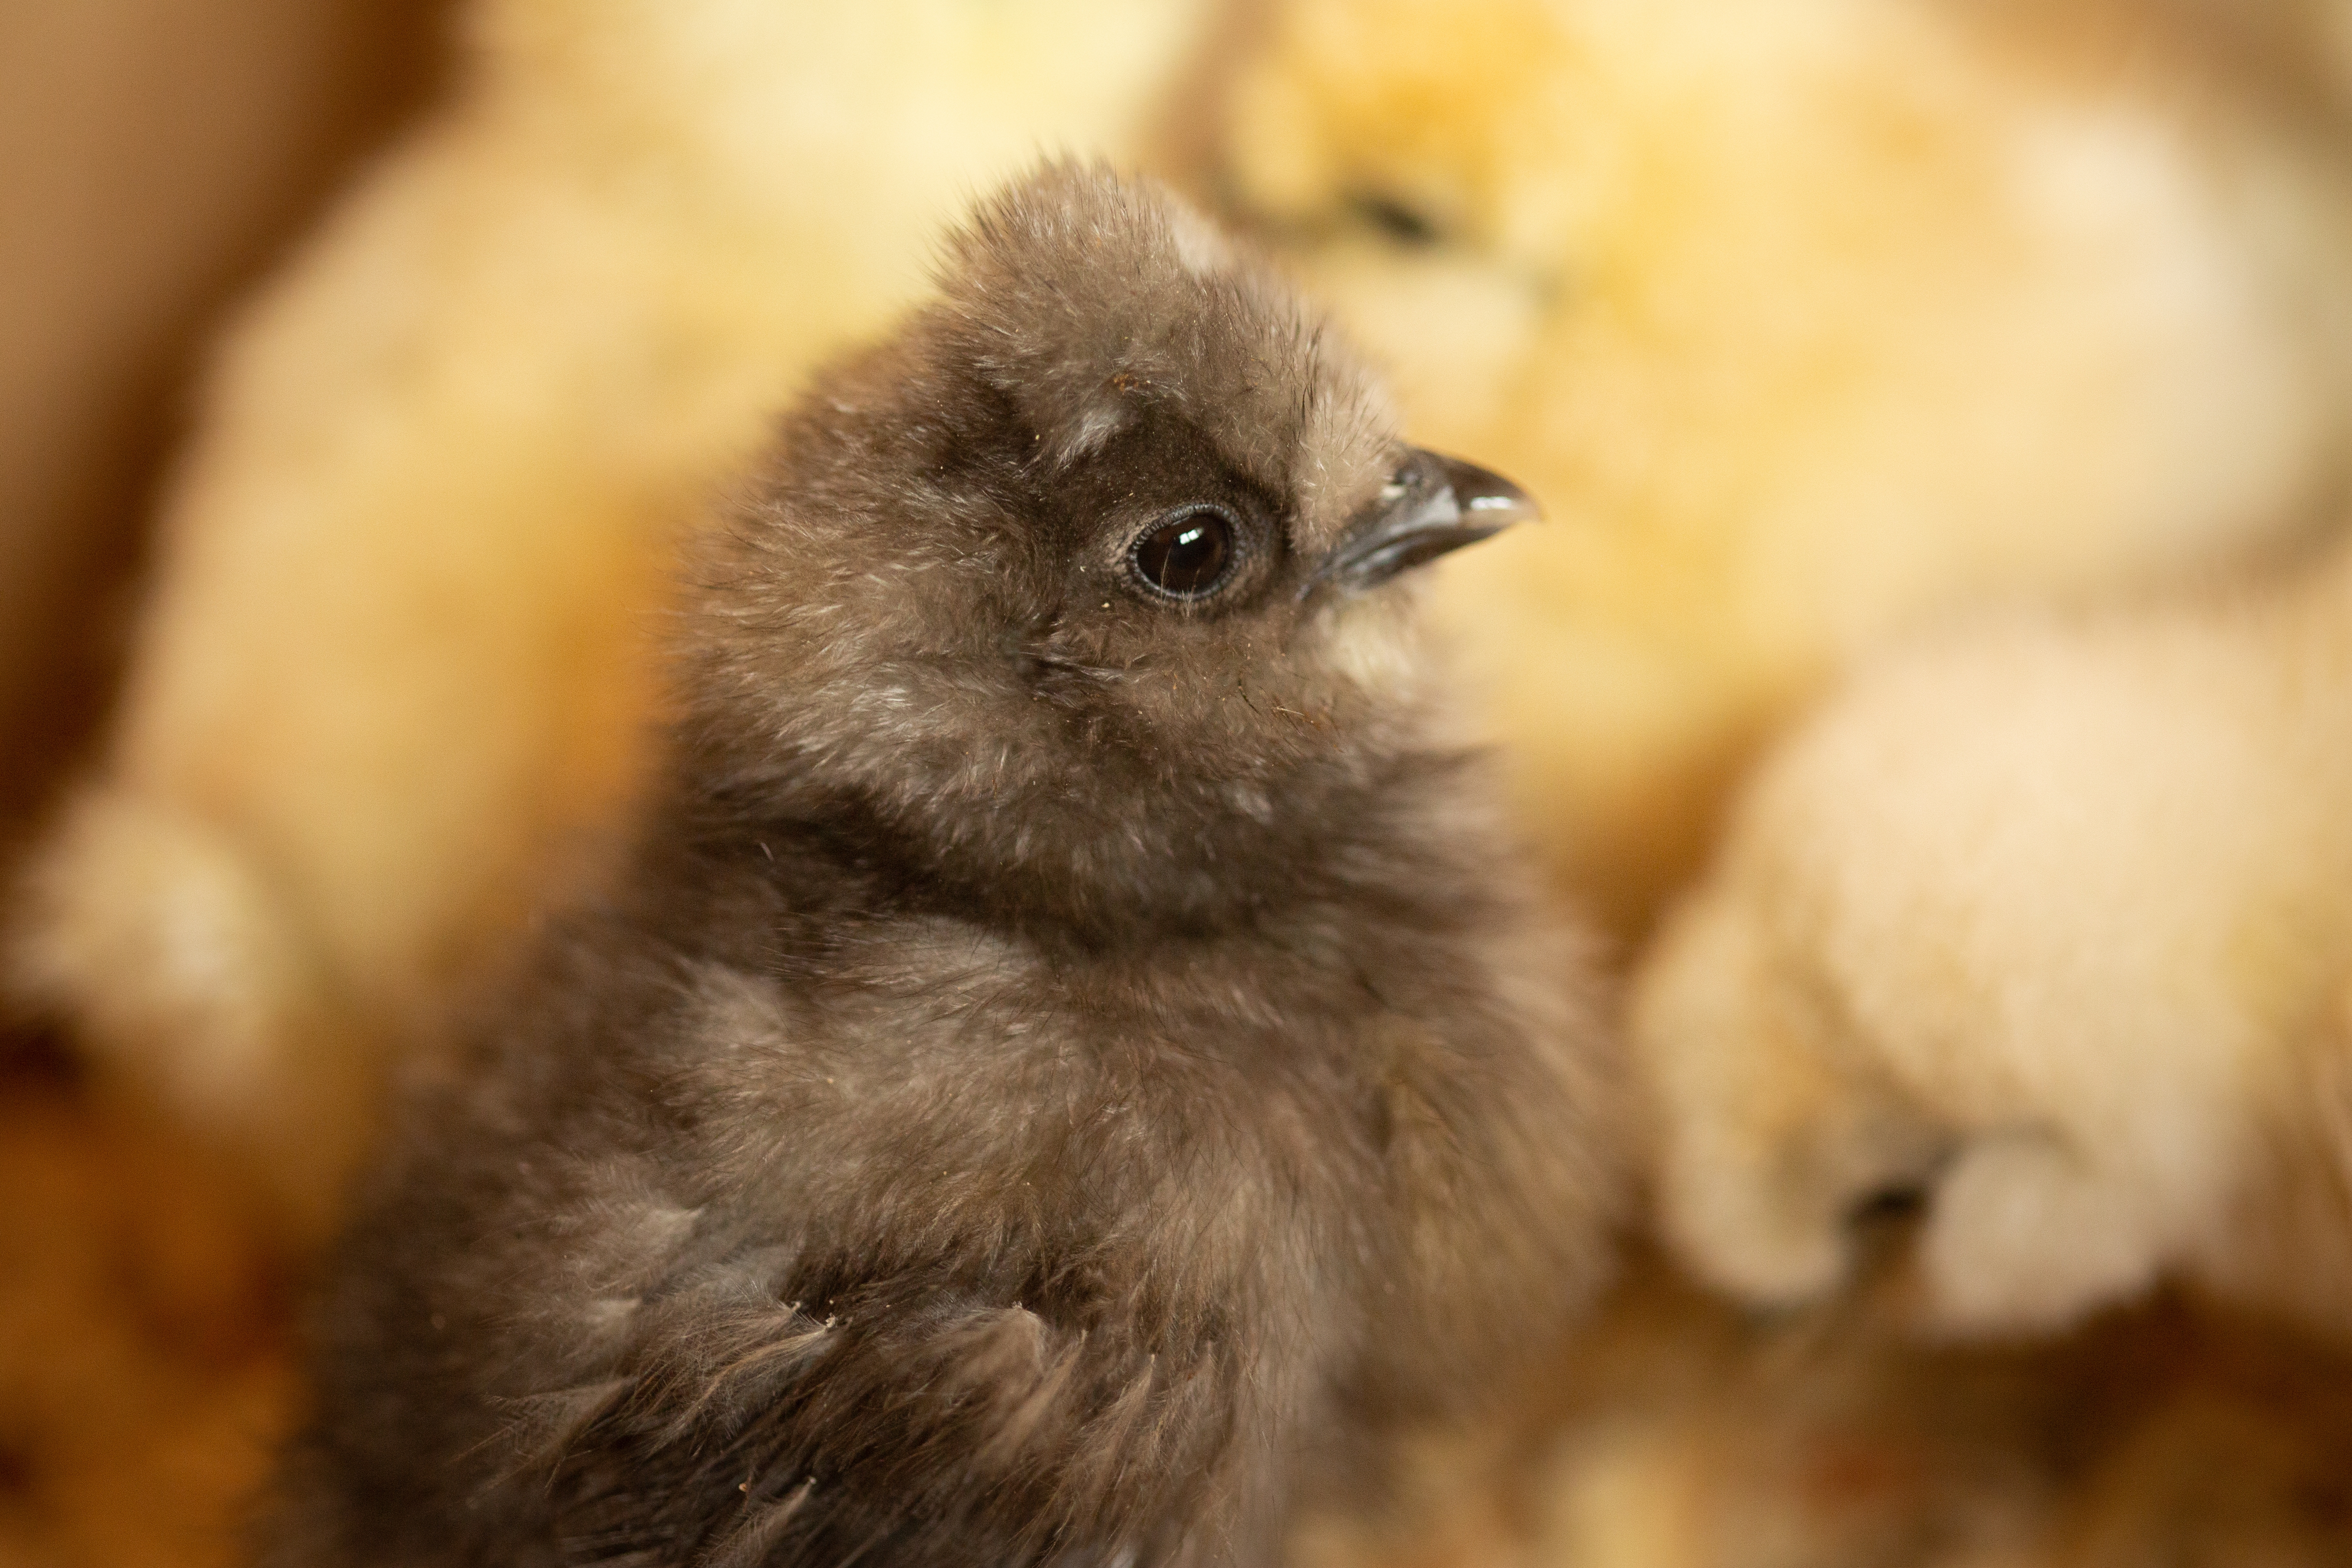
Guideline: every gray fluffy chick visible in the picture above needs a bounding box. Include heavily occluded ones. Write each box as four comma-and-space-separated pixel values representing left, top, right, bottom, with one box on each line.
263, 163, 1620, 1568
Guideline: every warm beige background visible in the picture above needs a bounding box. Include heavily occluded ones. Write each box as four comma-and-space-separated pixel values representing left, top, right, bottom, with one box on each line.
0, 22, 448, 1561
0, 0, 448, 834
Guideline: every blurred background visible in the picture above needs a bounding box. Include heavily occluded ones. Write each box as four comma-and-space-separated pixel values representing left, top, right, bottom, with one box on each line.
9, 3, 2352, 1566
0, 1, 447, 836
1, 8, 443, 1563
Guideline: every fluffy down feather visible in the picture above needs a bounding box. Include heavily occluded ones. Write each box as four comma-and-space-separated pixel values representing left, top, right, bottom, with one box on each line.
7, 0, 1216, 1231
264, 163, 1619, 1567
1633, 536, 2352, 1336
1209, 0, 2352, 934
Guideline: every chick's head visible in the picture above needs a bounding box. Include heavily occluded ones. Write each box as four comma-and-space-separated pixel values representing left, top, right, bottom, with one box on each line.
677, 163, 1532, 931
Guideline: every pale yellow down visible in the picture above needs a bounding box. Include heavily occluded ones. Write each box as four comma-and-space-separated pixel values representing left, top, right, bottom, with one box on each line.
12, 0, 1218, 1229
1218, 0, 2352, 931
1633, 535, 2352, 1338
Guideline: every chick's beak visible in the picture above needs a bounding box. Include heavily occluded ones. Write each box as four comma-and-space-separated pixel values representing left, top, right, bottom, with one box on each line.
1313, 449, 1539, 594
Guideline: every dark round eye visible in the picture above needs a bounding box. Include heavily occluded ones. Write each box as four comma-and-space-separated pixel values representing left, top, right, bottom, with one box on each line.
1129, 506, 1238, 601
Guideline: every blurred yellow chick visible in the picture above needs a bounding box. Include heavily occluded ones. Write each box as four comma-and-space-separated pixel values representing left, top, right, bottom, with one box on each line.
10, 0, 1217, 1232
1633, 533, 2352, 1338
1211, 0, 2352, 933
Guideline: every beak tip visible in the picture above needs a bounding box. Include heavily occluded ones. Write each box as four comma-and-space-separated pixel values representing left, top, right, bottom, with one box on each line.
1314, 448, 1539, 593
1434, 453, 1540, 531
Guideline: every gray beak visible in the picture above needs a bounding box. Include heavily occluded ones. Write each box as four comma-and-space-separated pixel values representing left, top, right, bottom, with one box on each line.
1312, 448, 1539, 595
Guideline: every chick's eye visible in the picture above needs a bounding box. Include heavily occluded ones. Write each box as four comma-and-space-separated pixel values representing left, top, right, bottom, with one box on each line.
1347, 191, 1444, 249
1130, 506, 1238, 600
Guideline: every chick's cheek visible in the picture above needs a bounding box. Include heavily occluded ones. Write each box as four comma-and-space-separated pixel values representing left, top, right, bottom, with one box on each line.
1314, 590, 1425, 698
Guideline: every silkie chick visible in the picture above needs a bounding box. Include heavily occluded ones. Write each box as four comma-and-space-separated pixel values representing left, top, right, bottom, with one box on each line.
262, 164, 1621, 1568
